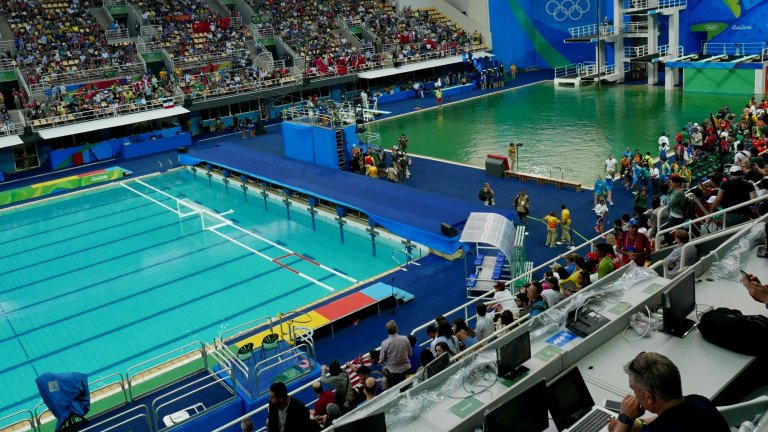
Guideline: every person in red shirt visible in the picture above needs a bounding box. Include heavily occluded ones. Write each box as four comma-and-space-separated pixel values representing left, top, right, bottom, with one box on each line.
310, 381, 335, 419
615, 219, 652, 266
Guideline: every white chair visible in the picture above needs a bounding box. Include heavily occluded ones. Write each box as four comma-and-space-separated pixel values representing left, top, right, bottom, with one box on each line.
717, 395, 768, 428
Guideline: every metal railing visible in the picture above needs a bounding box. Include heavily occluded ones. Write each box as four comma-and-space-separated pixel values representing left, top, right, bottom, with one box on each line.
137, 35, 162, 53
624, 22, 649, 34
653, 193, 768, 249
152, 365, 235, 428
79, 405, 151, 432
625, 44, 649, 58
27, 61, 146, 91
567, 24, 616, 38
28, 94, 183, 131
173, 49, 249, 71
626, 0, 687, 9
703, 42, 766, 56
253, 346, 315, 397
0, 410, 37, 432
126, 341, 206, 401
408, 228, 615, 341
186, 71, 299, 102
209, 340, 252, 398
255, 27, 276, 39
554, 63, 582, 78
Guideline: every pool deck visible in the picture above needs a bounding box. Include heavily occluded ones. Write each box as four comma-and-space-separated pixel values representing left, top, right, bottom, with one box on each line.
0, 71, 640, 407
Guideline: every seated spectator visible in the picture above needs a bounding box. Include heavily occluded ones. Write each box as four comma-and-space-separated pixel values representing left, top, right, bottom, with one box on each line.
356, 378, 378, 407
419, 349, 435, 369
485, 282, 519, 320
434, 341, 455, 358
407, 335, 421, 374
473, 303, 494, 342
541, 277, 564, 306
595, 243, 617, 279
664, 230, 697, 276
452, 318, 477, 350
525, 283, 547, 317
431, 321, 459, 355
310, 381, 335, 427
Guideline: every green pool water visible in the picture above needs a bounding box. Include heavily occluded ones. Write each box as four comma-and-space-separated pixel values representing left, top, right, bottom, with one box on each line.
368, 82, 748, 185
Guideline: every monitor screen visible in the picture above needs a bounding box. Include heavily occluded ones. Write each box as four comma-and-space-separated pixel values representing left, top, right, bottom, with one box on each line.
425, 353, 450, 379
484, 379, 548, 432
546, 367, 595, 431
497, 331, 531, 378
663, 271, 696, 332
335, 412, 386, 432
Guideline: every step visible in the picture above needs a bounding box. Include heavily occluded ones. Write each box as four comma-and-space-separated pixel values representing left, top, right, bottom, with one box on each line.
392, 288, 415, 303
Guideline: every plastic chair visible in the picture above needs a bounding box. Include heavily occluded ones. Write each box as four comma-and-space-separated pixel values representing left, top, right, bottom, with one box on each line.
260, 333, 281, 360
237, 342, 254, 362
717, 395, 768, 428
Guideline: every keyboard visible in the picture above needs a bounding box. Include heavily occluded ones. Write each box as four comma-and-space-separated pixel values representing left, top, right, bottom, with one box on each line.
569, 409, 613, 432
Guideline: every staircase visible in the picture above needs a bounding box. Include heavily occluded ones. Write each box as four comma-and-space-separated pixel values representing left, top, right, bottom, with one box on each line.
0, 18, 14, 40
90, 7, 115, 32
392, 288, 415, 303
335, 129, 346, 170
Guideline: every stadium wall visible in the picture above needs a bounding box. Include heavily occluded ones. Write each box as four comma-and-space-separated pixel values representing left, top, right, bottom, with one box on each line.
488, 0, 760, 71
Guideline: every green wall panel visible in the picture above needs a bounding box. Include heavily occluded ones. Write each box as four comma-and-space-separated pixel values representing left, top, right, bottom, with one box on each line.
684, 68, 754, 94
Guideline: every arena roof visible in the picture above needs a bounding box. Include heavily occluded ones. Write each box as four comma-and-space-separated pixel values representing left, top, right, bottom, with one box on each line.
37, 107, 190, 140
357, 51, 494, 79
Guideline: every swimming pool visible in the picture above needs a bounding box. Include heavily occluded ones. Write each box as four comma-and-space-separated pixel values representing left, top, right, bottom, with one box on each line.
370, 82, 747, 184
0, 169, 419, 418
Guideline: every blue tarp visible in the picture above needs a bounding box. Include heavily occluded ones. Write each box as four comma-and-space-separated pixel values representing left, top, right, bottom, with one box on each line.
35, 372, 90, 430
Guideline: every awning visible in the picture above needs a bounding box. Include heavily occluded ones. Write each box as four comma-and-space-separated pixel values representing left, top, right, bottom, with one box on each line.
459, 212, 516, 263
358, 51, 494, 80
37, 106, 190, 140
0, 134, 23, 149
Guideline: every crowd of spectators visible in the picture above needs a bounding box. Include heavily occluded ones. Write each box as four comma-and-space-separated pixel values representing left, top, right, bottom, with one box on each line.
4, 0, 140, 86
179, 63, 295, 99
26, 73, 177, 125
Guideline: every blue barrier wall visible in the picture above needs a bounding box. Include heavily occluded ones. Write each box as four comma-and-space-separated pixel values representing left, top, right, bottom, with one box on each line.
312, 127, 339, 169
282, 122, 316, 163
122, 132, 191, 158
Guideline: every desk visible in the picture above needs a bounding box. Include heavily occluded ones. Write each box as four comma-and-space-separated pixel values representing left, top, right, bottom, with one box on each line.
579, 248, 768, 403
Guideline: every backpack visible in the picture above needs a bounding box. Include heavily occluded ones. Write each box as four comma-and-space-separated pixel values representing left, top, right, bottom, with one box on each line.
698, 308, 768, 357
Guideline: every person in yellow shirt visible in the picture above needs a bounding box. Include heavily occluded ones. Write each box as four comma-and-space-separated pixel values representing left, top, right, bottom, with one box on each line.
558, 203, 572, 247
543, 211, 560, 248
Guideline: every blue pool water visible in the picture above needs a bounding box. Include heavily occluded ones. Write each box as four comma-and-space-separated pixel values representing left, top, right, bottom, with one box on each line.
0, 169, 416, 418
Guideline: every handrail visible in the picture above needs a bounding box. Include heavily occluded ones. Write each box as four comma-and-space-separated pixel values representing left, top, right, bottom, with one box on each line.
217, 315, 273, 343
653, 193, 767, 248
254, 347, 314, 397
29, 61, 145, 90
0, 409, 37, 432
665, 223, 745, 278
410, 228, 614, 340
153, 370, 235, 427
209, 341, 251, 398
126, 341, 205, 400
80, 405, 151, 432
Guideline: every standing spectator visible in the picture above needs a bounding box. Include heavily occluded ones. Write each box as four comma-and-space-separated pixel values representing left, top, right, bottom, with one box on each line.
507, 143, 518, 172
514, 190, 531, 231
266, 382, 312, 432
486, 282, 518, 320
593, 175, 606, 209
615, 219, 652, 266
709, 166, 757, 227
379, 320, 411, 387
661, 175, 686, 245
479, 182, 495, 206
605, 155, 618, 180
558, 203, 573, 248
474, 303, 495, 342
544, 211, 560, 248
320, 361, 351, 403
407, 335, 421, 374
595, 243, 616, 279
595, 198, 609, 234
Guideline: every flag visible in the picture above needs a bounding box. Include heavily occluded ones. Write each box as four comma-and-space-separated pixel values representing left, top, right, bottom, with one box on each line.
162, 98, 174, 109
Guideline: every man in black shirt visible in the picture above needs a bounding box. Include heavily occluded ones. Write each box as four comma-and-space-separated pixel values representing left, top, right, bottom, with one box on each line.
709, 166, 756, 227
607, 352, 729, 432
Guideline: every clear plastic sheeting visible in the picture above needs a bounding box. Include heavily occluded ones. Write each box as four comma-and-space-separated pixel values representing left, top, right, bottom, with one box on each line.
528, 263, 659, 342
384, 351, 497, 429
459, 212, 516, 263
710, 222, 766, 280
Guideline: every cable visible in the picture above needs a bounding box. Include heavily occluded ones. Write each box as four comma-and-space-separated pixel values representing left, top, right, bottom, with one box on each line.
696, 303, 714, 319
622, 305, 653, 342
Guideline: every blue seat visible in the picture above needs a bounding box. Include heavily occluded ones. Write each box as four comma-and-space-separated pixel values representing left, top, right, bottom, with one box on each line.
466, 275, 477, 288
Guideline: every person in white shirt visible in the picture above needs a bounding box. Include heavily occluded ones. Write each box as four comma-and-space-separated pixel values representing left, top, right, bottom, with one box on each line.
605, 155, 618, 180
473, 303, 495, 342
595, 198, 609, 233
658, 132, 669, 149
485, 282, 519, 319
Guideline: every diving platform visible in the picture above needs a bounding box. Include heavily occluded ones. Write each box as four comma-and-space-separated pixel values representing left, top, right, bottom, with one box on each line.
554, 63, 627, 87
624, 0, 687, 15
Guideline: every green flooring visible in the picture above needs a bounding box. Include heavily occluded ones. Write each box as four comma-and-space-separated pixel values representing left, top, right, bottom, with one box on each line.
141, 52, 165, 63
367, 82, 747, 185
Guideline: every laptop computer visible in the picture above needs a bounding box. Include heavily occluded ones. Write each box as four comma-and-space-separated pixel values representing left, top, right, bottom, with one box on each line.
566, 308, 609, 338
546, 367, 616, 432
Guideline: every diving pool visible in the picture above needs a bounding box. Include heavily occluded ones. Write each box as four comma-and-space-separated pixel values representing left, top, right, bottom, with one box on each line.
0, 168, 418, 418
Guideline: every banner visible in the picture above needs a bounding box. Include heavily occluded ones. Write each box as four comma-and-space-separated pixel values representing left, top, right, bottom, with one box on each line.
0, 167, 124, 206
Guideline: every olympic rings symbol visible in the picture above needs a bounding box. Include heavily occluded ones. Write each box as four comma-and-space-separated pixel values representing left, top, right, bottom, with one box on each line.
704, 24, 719, 31
545, 0, 591, 22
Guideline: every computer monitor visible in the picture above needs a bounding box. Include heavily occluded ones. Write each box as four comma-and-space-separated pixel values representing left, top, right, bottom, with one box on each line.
662, 271, 697, 338
496, 331, 531, 379
425, 353, 450, 379
484, 379, 548, 432
334, 412, 386, 432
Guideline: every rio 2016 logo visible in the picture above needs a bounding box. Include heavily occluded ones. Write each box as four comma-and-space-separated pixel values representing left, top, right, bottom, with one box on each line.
545, 0, 591, 22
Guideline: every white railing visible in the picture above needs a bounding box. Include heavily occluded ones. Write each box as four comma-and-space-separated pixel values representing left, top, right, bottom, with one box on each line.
626, 0, 687, 9
0, 57, 15, 71
555, 63, 581, 78
28, 94, 183, 130
578, 62, 597, 76
255, 27, 276, 39
653, 193, 768, 249
625, 44, 649, 58
105, 27, 130, 42
231, 16, 243, 29
703, 42, 766, 56
174, 49, 249, 71
188, 71, 298, 102
0, 39, 15, 53
137, 35, 162, 53
140, 25, 161, 40
624, 22, 649, 34
27, 60, 146, 91
568, 24, 598, 38
103, 0, 126, 6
